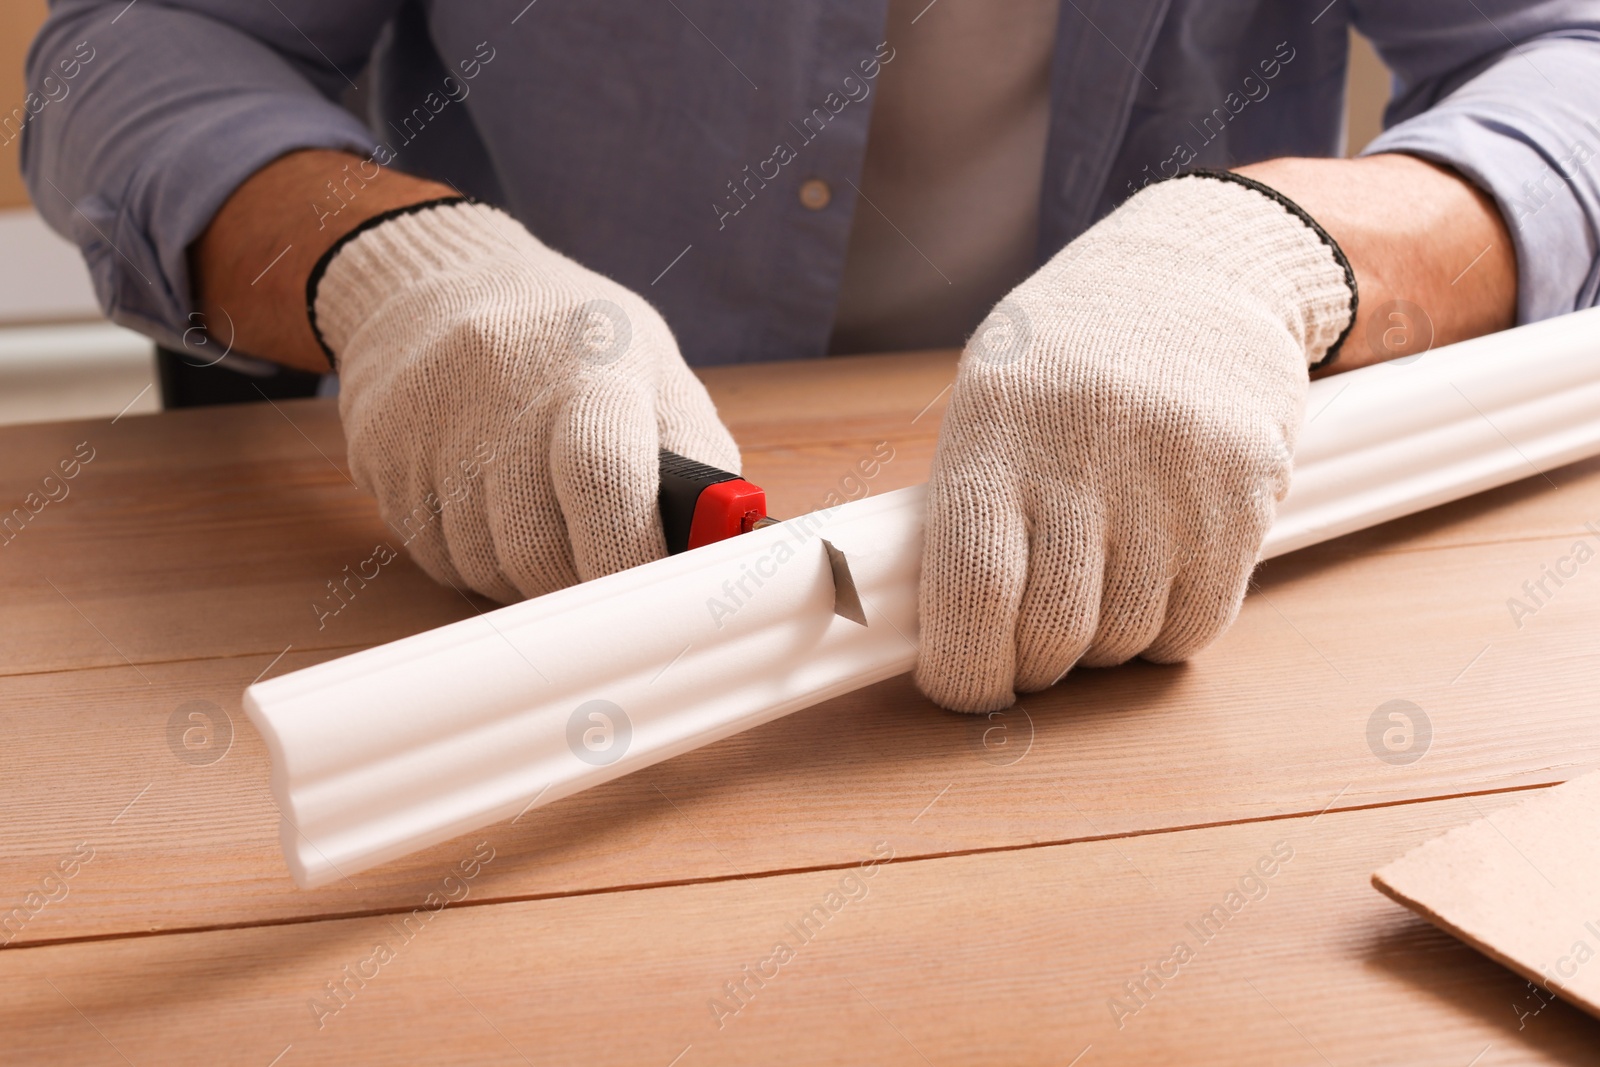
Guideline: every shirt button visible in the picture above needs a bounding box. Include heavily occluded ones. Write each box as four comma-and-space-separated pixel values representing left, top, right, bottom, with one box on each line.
798, 178, 832, 210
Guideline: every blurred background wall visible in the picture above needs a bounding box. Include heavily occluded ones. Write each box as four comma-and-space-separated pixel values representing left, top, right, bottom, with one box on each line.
0, 7, 1394, 425
1, 0, 164, 425
0, 0, 46, 213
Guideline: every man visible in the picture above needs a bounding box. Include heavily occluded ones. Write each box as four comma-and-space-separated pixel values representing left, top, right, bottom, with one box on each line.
22, 0, 1599, 711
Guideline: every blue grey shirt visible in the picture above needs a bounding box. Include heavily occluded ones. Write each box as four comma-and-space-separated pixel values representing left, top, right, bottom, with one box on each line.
21, 0, 1600, 365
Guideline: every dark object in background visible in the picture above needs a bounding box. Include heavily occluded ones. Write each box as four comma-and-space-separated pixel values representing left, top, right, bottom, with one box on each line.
156, 346, 324, 408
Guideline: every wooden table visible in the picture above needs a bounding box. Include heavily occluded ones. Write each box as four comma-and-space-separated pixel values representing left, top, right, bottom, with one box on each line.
3, 350, 1598, 1065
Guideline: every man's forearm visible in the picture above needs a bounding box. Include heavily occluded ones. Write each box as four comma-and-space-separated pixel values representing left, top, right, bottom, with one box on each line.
1236, 153, 1517, 373
194, 150, 1515, 376
189, 150, 458, 373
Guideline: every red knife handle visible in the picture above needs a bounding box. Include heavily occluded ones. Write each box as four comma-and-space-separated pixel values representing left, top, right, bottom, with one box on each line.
658, 450, 768, 554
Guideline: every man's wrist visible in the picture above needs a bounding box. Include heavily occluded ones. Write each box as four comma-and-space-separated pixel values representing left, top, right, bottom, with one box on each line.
189, 149, 459, 374
1234, 154, 1517, 374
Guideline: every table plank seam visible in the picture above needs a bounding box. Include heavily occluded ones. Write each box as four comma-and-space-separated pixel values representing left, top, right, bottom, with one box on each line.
0, 642, 380, 684
8, 519, 1598, 683
0, 777, 1562, 955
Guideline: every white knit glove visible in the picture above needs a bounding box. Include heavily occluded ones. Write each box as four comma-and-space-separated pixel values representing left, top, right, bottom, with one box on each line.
916, 173, 1356, 712
311, 200, 740, 603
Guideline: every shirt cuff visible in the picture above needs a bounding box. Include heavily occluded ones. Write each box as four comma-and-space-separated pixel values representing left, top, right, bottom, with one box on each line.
93, 105, 379, 350
1363, 76, 1600, 326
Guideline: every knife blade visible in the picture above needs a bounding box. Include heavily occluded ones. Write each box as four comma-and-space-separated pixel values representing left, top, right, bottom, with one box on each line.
659, 449, 867, 626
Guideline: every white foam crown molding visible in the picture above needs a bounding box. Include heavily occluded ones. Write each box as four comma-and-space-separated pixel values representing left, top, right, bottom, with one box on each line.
247, 307, 1600, 888
249, 490, 923, 888
1266, 306, 1600, 555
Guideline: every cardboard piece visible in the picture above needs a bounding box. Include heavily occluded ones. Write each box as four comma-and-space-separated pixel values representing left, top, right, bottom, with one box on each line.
1373, 772, 1600, 1021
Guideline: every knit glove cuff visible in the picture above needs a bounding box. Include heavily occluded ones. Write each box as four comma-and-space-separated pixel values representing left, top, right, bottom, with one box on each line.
302, 196, 741, 603
307, 198, 525, 364
1163, 170, 1357, 370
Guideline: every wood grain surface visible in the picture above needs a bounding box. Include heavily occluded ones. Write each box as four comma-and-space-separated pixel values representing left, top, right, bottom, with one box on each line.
2, 351, 1597, 1064
3, 796, 1595, 1066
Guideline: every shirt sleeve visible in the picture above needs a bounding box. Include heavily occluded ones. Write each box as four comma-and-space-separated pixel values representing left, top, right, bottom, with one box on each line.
1355, 0, 1600, 324
20, 0, 400, 348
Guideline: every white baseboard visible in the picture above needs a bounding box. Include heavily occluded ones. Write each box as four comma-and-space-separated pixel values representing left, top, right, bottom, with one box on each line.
0, 207, 103, 324
0, 209, 159, 424
0, 322, 157, 426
